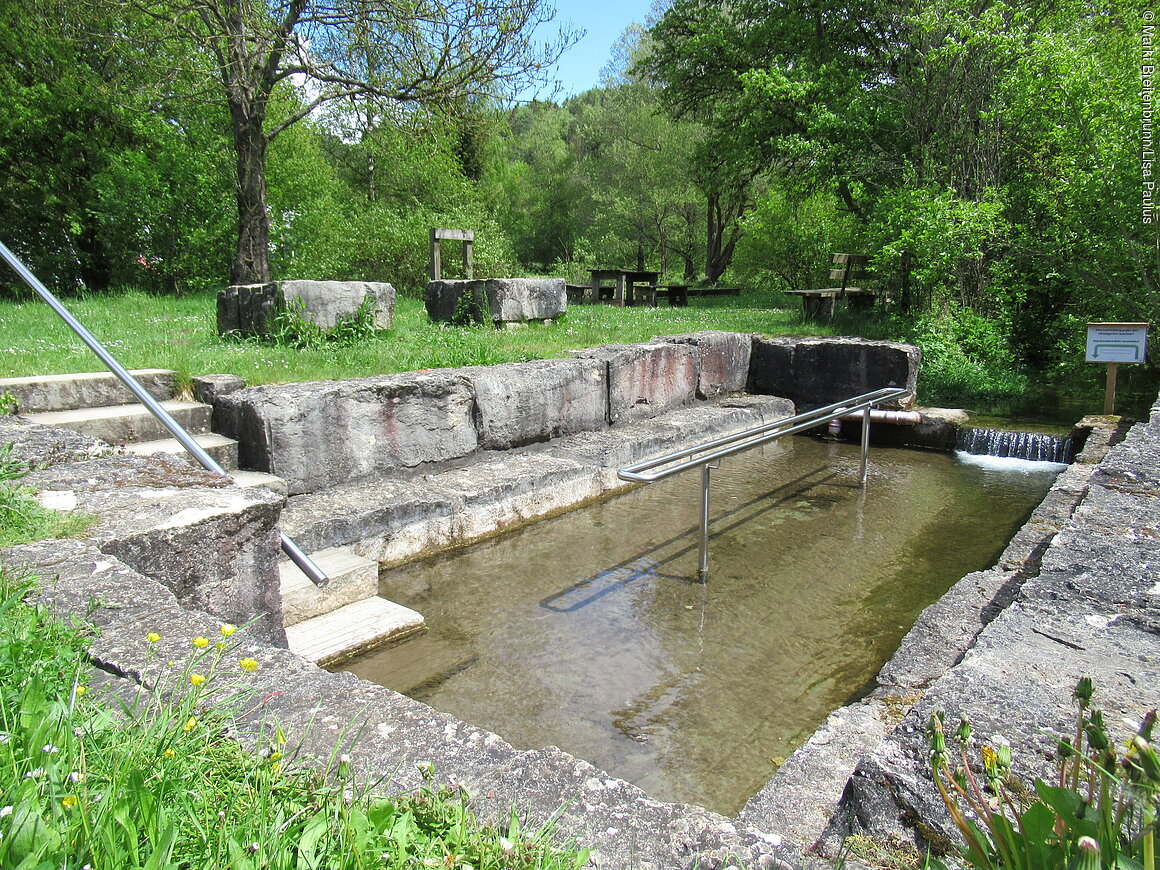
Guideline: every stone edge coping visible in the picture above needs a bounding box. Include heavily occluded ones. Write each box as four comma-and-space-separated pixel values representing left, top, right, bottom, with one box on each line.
737, 413, 1152, 858
2, 543, 794, 870
1, 400, 819, 870
281, 395, 795, 560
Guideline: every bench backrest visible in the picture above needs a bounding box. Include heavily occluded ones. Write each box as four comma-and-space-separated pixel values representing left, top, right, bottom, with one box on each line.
829, 253, 870, 292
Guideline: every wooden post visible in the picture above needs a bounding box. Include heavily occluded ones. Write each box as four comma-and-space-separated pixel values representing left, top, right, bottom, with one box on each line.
1104, 362, 1118, 414
429, 228, 475, 281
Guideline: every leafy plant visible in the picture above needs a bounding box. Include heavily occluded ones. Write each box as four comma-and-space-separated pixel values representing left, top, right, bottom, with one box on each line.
927, 678, 1160, 870
0, 578, 590, 869
267, 294, 379, 350
0, 393, 17, 415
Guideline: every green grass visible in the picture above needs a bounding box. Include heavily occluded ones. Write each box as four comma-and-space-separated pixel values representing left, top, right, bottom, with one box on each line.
0, 443, 96, 548
0, 569, 589, 869
3, 286, 1117, 417
0, 289, 824, 389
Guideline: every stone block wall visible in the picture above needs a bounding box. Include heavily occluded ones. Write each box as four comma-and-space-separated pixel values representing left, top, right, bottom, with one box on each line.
1, 417, 286, 644
213, 332, 923, 495
749, 336, 920, 409
214, 372, 479, 495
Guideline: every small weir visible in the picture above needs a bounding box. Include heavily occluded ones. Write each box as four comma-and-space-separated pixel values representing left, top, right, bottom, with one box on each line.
342, 436, 1064, 816
955, 426, 1075, 463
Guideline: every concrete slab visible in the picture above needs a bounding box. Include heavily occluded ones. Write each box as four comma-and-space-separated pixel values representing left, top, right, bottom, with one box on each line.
229, 470, 289, 496
23, 400, 210, 444
285, 597, 425, 665
123, 432, 239, 470
280, 546, 378, 626
0, 369, 176, 413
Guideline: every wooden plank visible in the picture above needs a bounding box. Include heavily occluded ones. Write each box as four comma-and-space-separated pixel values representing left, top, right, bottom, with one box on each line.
432, 228, 474, 241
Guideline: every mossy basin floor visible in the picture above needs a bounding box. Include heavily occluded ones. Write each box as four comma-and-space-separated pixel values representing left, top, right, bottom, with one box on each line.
342, 436, 1062, 816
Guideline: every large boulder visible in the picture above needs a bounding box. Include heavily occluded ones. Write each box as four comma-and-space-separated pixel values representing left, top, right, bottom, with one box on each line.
567, 341, 699, 423
217, 280, 394, 337
426, 278, 566, 325
466, 358, 609, 449
750, 336, 920, 409
214, 371, 479, 495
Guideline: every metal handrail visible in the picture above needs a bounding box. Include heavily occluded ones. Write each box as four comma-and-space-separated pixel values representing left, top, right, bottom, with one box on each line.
0, 240, 328, 587
617, 387, 911, 580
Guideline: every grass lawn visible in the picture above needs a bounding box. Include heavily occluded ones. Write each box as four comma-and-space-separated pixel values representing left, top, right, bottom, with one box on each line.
0, 289, 836, 389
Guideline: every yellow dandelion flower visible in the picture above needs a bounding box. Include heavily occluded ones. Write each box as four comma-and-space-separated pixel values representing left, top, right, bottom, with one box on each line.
193, 636, 209, 649
220, 624, 237, 637
238, 657, 259, 672
147, 632, 161, 643
61, 795, 78, 809
75, 686, 86, 696
190, 674, 206, 687
183, 717, 198, 732
164, 748, 176, 759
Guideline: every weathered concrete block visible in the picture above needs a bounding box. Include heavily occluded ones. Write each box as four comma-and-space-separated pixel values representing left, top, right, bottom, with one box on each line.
279, 280, 395, 330
0, 415, 112, 467
0, 369, 176, 414
214, 372, 479, 495
567, 341, 699, 423
659, 331, 753, 398
217, 283, 279, 336
466, 358, 608, 449
425, 278, 566, 325
192, 373, 246, 406
747, 336, 797, 397
20, 453, 286, 644
749, 336, 920, 409
218, 281, 394, 337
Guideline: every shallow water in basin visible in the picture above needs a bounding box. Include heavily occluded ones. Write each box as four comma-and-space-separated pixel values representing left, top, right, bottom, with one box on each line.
342, 437, 1062, 815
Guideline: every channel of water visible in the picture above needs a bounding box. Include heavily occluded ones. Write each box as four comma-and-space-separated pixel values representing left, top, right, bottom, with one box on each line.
342, 436, 1063, 816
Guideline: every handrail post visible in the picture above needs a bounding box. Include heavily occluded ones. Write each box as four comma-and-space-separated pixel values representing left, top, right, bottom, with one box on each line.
860, 405, 871, 486
0, 239, 328, 587
698, 462, 713, 582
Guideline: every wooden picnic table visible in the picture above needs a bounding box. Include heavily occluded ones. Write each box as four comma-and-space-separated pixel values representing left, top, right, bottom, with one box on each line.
589, 269, 659, 306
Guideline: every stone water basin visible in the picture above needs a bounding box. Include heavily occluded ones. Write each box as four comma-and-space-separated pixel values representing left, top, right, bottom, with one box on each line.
341, 436, 1063, 816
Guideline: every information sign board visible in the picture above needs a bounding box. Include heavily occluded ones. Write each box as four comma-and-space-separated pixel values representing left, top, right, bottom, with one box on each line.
1086, 322, 1149, 363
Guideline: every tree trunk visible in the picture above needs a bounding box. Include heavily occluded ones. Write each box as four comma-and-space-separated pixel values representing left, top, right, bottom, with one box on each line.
229, 102, 271, 286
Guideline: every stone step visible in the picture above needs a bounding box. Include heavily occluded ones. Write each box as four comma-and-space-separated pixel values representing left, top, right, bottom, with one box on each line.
123, 433, 240, 470
0, 369, 178, 413
230, 470, 288, 496
279, 546, 379, 627
23, 400, 211, 445
285, 596, 425, 666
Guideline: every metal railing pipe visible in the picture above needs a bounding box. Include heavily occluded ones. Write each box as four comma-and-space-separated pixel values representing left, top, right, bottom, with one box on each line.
617, 387, 910, 580
0, 240, 328, 587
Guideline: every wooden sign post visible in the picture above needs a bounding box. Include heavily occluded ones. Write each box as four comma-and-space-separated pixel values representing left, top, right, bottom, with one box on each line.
1086, 322, 1149, 414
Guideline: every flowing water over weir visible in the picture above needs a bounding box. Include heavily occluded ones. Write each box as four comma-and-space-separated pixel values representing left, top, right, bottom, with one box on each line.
955, 426, 1075, 463
342, 437, 1063, 816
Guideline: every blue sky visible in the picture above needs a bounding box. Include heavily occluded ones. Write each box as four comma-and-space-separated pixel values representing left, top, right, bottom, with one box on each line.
526, 0, 656, 99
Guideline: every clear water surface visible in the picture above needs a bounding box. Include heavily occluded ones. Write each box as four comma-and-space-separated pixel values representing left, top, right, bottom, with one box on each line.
342, 436, 1062, 815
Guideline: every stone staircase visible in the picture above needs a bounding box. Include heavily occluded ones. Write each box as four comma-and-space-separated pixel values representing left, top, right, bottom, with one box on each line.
1, 369, 424, 664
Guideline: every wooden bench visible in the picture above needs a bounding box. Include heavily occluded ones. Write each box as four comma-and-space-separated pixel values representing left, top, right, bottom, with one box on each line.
784, 254, 879, 321
630, 284, 689, 307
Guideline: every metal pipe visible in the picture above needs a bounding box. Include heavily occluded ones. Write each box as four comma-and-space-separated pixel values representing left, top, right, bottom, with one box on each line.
860, 405, 871, 485
618, 388, 910, 484
839, 409, 922, 425
0, 240, 329, 587
698, 462, 715, 582
617, 387, 910, 580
